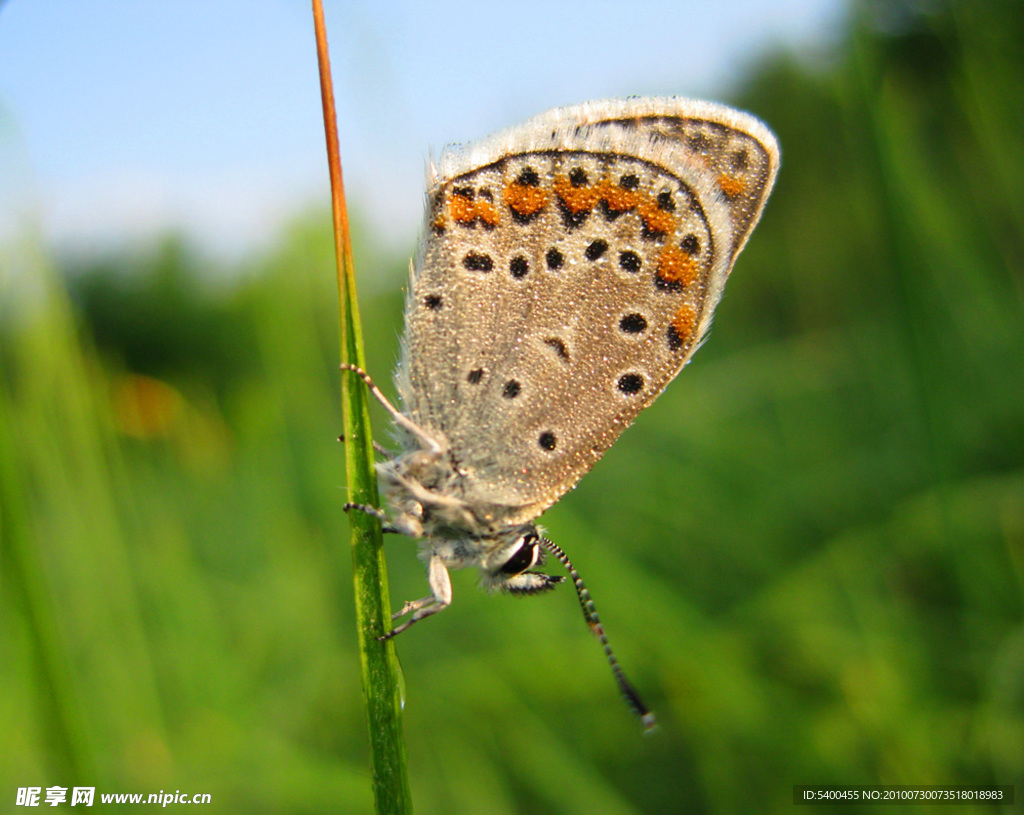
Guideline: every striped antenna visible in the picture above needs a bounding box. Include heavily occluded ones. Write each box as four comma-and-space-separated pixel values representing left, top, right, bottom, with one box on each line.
538, 537, 657, 732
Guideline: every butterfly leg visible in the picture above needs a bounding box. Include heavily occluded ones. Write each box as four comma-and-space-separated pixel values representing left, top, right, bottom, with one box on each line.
392, 597, 434, 619
344, 502, 387, 520
337, 433, 394, 459
343, 502, 400, 535
379, 553, 452, 640
340, 363, 441, 454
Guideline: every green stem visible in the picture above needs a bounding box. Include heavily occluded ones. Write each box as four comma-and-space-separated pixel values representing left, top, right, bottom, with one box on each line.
311, 2, 412, 811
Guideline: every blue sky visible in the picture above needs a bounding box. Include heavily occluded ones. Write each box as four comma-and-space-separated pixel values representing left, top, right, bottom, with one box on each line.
0, 0, 845, 259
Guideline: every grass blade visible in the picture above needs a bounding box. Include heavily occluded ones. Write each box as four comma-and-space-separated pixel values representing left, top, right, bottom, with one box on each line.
311, 2, 412, 812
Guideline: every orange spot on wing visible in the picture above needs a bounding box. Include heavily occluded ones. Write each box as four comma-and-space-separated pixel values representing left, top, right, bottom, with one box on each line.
656, 246, 698, 286
503, 182, 548, 217
553, 175, 601, 213
474, 199, 500, 226
448, 193, 477, 223
448, 192, 501, 226
637, 200, 675, 236
718, 175, 746, 197
671, 305, 697, 343
596, 179, 638, 213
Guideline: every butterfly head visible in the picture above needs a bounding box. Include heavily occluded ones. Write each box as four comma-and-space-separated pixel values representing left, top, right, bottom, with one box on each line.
479, 527, 564, 595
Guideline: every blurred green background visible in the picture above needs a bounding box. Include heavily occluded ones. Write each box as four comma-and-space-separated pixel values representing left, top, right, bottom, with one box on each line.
2, 2, 1023, 812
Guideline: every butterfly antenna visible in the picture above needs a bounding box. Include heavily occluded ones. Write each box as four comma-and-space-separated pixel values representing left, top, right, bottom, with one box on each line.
538, 538, 657, 732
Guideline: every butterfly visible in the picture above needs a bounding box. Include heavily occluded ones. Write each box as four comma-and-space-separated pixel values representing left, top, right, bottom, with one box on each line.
345, 97, 779, 727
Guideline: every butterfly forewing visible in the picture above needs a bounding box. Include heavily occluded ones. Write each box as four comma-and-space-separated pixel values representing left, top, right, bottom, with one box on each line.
399, 99, 778, 523
596, 113, 778, 262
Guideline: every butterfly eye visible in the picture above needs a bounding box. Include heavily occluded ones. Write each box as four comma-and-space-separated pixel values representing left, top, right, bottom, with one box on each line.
497, 531, 540, 575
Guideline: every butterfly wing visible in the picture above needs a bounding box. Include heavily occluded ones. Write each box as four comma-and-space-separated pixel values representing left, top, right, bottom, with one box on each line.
397, 98, 778, 525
